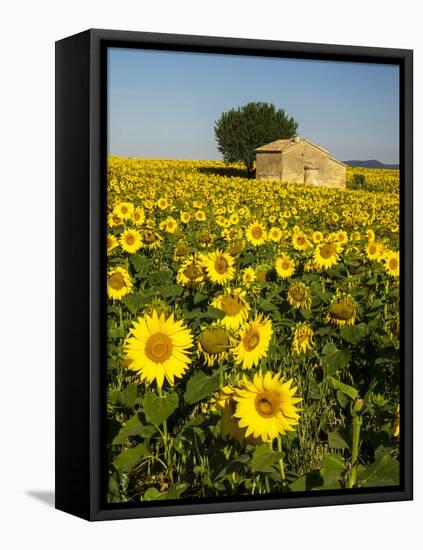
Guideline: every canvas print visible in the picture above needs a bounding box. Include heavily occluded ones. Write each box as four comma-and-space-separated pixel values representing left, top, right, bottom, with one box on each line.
106, 48, 400, 504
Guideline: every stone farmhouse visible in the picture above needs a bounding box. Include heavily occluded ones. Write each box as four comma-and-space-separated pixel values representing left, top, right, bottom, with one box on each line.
255, 136, 347, 189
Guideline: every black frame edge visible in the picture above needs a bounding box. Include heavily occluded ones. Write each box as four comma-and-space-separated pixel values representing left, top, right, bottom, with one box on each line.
55, 30, 92, 520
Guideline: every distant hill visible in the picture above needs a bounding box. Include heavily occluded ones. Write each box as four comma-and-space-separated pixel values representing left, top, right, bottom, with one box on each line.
343, 160, 399, 170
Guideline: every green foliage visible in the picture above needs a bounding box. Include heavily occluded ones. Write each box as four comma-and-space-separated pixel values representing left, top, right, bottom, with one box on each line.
214, 102, 298, 177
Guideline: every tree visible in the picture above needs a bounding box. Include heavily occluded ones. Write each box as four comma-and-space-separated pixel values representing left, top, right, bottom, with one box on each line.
214, 102, 298, 178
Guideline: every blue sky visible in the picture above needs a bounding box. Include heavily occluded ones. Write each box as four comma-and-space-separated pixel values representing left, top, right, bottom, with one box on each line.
108, 48, 399, 163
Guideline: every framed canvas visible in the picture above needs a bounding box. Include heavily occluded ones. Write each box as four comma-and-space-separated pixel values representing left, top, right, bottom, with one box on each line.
55, 29, 413, 521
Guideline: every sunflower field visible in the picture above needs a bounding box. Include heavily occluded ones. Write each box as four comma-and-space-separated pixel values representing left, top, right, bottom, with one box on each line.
106, 157, 400, 503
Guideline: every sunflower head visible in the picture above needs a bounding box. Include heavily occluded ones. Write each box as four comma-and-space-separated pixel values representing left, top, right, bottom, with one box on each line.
120, 228, 142, 254
234, 372, 302, 442
107, 266, 133, 301
384, 250, 399, 278
176, 255, 205, 288
313, 241, 341, 269
204, 250, 235, 285
227, 239, 244, 257
275, 254, 296, 279
125, 310, 193, 388
292, 323, 314, 355
326, 293, 357, 326
198, 325, 232, 367
287, 282, 312, 310
234, 314, 273, 370
211, 288, 250, 330
246, 221, 267, 246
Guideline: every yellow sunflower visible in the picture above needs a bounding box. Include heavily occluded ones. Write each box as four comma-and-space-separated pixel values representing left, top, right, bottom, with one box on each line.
195, 210, 206, 221
234, 372, 301, 441
213, 386, 247, 443
384, 250, 399, 278
292, 323, 314, 355
113, 201, 134, 220
107, 212, 123, 228
234, 314, 272, 369
313, 241, 341, 269
275, 254, 296, 279
198, 325, 232, 367
203, 250, 235, 285
180, 211, 191, 224
312, 231, 324, 243
241, 267, 256, 285
125, 310, 193, 389
366, 240, 383, 261
268, 227, 283, 243
132, 207, 145, 226
107, 234, 119, 254
160, 216, 178, 234
246, 221, 267, 246
107, 266, 132, 300
326, 293, 357, 326
292, 231, 309, 251
211, 287, 250, 330
287, 282, 312, 310
120, 228, 142, 254
141, 229, 162, 250
176, 255, 205, 288
157, 197, 169, 210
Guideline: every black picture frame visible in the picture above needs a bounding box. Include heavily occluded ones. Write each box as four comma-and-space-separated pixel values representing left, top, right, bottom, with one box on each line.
55, 28, 413, 521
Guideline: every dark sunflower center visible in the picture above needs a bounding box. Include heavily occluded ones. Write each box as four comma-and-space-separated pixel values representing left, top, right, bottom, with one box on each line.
255, 391, 280, 418
390, 258, 398, 270
290, 285, 306, 302
198, 231, 211, 243
184, 264, 202, 280
296, 236, 305, 245
221, 295, 242, 316
251, 226, 263, 239
121, 206, 128, 214
108, 272, 125, 290
199, 328, 229, 355
125, 234, 135, 245
214, 257, 228, 274
320, 244, 336, 259
243, 329, 260, 351
281, 259, 291, 270
145, 333, 172, 362
330, 300, 355, 320
143, 231, 156, 244
369, 244, 377, 254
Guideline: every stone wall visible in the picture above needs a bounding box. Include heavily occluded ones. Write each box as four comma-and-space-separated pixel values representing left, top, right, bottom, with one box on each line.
256, 142, 346, 189
256, 152, 281, 180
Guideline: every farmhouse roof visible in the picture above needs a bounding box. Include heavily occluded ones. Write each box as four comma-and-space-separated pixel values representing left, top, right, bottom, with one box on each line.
255, 138, 347, 167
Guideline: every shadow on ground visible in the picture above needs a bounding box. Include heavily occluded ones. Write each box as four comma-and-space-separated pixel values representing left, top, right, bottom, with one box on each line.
26, 490, 55, 508
197, 166, 250, 178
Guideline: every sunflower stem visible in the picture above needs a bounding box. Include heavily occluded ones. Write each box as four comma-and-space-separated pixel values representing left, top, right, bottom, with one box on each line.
277, 436, 286, 484
348, 414, 362, 488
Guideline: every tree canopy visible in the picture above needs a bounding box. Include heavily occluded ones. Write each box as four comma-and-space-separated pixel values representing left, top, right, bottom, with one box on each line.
214, 102, 298, 178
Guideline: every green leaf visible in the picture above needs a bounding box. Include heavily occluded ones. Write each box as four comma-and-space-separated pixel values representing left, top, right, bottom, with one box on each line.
143, 391, 179, 427
330, 376, 358, 400
339, 324, 367, 344
328, 427, 352, 450
108, 383, 138, 410
320, 453, 346, 485
184, 371, 221, 404
322, 349, 351, 376
206, 306, 225, 320
358, 449, 400, 487
130, 254, 153, 274
250, 444, 283, 473
112, 413, 157, 444
158, 284, 183, 298
112, 443, 148, 473
289, 471, 323, 492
